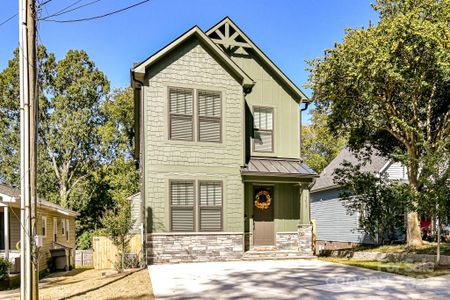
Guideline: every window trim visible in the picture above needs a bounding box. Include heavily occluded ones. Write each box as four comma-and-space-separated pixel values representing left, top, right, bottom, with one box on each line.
66, 219, 70, 242
198, 181, 223, 232
53, 217, 58, 242
197, 90, 223, 143
169, 180, 196, 232
41, 216, 47, 238
252, 106, 274, 153
168, 87, 194, 141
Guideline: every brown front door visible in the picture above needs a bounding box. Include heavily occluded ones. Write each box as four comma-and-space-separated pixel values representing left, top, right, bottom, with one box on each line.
253, 186, 274, 246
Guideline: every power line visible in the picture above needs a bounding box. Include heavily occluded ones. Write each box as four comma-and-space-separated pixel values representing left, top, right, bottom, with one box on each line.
40, 0, 102, 21
42, 0, 150, 23
0, 13, 18, 27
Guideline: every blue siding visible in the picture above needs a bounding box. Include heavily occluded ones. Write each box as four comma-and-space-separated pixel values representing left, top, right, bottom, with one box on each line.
311, 188, 372, 244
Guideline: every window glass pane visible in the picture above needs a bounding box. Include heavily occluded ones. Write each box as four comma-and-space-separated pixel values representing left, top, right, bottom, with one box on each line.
198, 91, 221, 117
199, 182, 222, 206
170, 117, 193, 140
171, 182, 194, 206
254, 131, 273, 152
199, 119, 221, 142
169, 88, 193, 115
171, 209, 194, 231
254, 107, 273, 130
200, 209, 221, 231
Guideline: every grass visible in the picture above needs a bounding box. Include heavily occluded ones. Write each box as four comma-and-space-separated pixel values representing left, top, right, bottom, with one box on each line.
320, 257, 450, 278
352, 242, 450, 256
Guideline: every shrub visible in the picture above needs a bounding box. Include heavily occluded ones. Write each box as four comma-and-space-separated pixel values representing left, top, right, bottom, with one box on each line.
0, 258, 11, 281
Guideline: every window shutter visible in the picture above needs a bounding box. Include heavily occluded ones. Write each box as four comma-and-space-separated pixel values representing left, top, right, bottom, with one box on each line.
199, 182, 222, 232
198, 91, 221, 142
170, 182, 195, 231
169, 88, 193, 141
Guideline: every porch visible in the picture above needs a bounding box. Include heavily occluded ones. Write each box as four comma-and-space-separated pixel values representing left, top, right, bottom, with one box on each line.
241, 157, 317, 258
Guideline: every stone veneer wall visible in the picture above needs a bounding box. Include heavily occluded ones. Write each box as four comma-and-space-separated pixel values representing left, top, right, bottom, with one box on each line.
147, 233, 244, 264
276, 232, 299, 250
297, 224, 313, 255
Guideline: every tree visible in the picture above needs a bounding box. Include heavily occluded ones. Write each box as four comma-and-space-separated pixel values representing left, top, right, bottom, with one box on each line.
301, 107, 347, 173
307, 0, 450, 246
334, 160, 408, 244
101, 197, 133, 273
39, 49, 110, 208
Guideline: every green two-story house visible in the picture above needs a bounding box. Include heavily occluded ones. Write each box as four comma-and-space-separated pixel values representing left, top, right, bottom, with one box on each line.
131, 17, 317, 264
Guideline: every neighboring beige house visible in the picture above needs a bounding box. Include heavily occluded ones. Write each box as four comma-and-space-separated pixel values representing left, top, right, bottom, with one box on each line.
0, 184, 77, 272
131, 17, 318, 264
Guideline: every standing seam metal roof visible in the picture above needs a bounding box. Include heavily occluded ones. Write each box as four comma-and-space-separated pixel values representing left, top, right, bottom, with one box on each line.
241, 157, 317, 178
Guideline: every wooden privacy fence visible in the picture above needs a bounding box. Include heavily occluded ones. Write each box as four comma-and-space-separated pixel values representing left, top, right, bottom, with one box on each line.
75, 249, 93, 267
92, 234, 142, 269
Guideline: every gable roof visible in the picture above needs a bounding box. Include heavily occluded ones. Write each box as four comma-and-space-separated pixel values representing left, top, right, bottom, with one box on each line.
0, 183, 79, 217
310, 148, 389, 193
206, 17, 309, 103
131, 25, 254, 89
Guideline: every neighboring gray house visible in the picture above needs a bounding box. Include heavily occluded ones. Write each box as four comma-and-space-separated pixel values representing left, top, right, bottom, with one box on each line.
131, 17, 318, 264
310, 148, 408, 250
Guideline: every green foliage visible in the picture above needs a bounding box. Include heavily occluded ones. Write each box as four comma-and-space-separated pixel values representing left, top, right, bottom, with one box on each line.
307, 0, 450, 243
334, 160, 409, 244
76, 230, 94, 250
101, 197, 134, 272
0, 258, 11, 281
301, 107, 347, 173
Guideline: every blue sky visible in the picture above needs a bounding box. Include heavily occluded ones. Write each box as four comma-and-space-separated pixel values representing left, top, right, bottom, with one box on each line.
0, 0, 379, 123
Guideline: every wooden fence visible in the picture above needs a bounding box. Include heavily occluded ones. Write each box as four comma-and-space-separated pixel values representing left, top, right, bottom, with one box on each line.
75, 249, 93, 267
92, 234, 142, 269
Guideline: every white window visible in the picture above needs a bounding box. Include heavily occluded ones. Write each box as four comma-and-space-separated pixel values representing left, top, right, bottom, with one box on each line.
65, 219, 69, 242
253, 107, 274, 152
61, 219, 65, 235
53, 217, 57, 242
41, 216, 47, 238
199, 181, 223, 231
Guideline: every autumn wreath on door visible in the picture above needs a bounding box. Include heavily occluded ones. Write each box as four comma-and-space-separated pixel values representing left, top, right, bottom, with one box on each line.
254, 189, 272, 209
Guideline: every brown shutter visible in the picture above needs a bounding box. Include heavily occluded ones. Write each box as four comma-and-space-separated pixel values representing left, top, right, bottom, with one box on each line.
199, 182, 222, 231
198, 91, 221, 142
169, 88, 193, 141
170, 181, 195, 231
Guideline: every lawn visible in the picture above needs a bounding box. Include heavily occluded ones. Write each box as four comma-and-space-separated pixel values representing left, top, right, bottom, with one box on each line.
352, 242, 450, 256
320, 257, 450, 278
35, 268, 154, 300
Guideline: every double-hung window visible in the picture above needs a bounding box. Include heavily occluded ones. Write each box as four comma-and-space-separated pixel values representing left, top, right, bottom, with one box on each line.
170, 181, 195, 232
170, 180, 223, 232
41, 216, 47, 238
199, 182, 222, 231
198, 91, 222, 142
168, 88, 222, 143
253, 107, 274, 152
169, 88, 194, 141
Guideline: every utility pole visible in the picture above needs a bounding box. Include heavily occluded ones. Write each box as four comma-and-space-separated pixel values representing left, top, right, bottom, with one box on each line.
19, 0, 38, 299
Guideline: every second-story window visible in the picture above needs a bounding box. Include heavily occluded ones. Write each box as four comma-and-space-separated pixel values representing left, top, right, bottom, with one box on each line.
198, 91, 222, 143
169, 88, 194, 141
253, 106, 274, 152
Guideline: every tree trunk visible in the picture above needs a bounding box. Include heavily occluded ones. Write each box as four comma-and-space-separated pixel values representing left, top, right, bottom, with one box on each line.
406, 158, 423, 247
406, 211, 422, 247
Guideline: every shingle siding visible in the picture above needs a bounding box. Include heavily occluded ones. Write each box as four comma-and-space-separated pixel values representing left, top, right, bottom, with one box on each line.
143, 38, 244, 233
311, 188, 371, 244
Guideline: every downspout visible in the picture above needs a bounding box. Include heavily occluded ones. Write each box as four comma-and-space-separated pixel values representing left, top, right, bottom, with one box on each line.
132, 70, 146, 266
299, 100, 309, 159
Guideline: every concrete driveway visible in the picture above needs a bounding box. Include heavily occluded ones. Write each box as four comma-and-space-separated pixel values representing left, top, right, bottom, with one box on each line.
149, 259, 450, 299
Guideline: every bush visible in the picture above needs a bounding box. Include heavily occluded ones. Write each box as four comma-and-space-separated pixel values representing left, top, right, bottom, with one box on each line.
0, 258, 11, 281
76, 230, 94, 249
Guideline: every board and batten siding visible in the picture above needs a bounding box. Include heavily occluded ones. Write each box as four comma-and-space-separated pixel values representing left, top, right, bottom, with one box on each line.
311, 188, 371, 244
230, 51, 300, 159
143, 37, 244, 233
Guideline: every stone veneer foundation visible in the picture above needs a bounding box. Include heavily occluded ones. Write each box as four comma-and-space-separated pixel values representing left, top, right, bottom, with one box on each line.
146, 233, 244, 264
297, 224, 313, 255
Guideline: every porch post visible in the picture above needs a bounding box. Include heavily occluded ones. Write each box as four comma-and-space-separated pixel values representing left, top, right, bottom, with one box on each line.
299, 184, 310, 225
4, 205, 9, 261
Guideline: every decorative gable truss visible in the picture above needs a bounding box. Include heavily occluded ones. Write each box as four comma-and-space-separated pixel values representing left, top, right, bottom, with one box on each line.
208, 22, 251, 55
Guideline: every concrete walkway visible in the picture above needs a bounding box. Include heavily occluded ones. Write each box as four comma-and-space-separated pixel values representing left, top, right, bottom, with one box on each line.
149, 259, 450, 299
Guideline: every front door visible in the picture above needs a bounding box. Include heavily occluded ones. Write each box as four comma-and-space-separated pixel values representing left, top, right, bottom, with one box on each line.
253, 186, 274, 246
